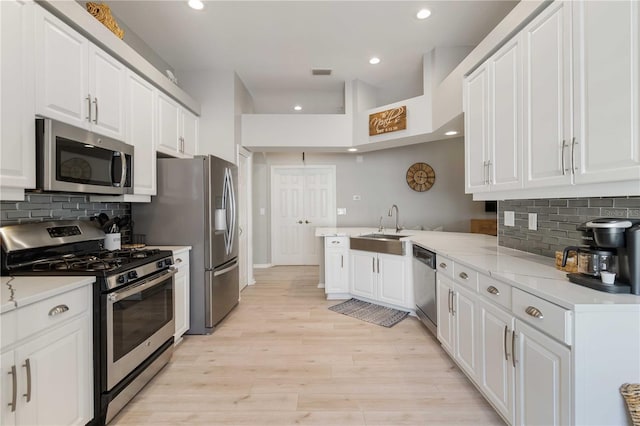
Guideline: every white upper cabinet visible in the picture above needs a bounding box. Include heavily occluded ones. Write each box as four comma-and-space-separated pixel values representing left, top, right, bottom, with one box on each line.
126, 71, 156, 196
0, 0, 35, 200
181, 108, 199, 156
572, 0, 640, 184
157, 91, 198, 158
34, 7, 125, 141
464, 64, 491, 193
523, 1, 572, 188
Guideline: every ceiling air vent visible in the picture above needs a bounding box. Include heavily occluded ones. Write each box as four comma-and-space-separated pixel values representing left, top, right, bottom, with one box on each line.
312, 69, 332, 76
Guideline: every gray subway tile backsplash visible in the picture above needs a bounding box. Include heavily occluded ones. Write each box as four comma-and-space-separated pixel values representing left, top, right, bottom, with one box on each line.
0, 191, 131, 243
499, 196, 640, 258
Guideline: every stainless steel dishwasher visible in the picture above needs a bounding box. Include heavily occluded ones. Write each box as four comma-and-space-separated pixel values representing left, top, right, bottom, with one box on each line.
413, 244, 437, 336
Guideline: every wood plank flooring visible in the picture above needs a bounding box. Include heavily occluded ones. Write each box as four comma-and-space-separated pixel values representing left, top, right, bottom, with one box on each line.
112, 266, 504, 425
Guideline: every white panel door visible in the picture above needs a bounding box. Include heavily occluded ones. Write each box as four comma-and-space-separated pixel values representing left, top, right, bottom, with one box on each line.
454, 285, 479, 382
464, 64, 490, 193
0, 0, 35, 195
436, 274, 455, 355
523, 1, 572, 188
271, 166, 336, 265
1, 351, 16, 426
515, 320, 571, 426
479, 298, 515, 424
490, 37, 522, 191
88, 44, 125, 140
156, 91, 181, 157
126, 71, 156, 195
378, 253, 407, 307
350, 250, 376, 299
573, 0, 640, 184
34, 6, 89, 129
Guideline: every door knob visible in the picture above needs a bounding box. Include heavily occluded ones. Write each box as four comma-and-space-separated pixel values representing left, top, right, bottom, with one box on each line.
305, 220, 310, 224
297, 220, 303, 224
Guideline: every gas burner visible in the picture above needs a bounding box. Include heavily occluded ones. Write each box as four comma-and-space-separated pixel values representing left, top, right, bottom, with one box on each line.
71, 257, 122, 272
99, 248, 160, 260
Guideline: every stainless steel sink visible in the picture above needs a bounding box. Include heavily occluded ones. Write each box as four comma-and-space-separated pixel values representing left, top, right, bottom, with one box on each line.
350, 233, 411, 255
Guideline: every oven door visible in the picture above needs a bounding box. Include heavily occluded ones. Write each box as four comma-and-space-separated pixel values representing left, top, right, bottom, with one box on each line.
105, 268, 176, 390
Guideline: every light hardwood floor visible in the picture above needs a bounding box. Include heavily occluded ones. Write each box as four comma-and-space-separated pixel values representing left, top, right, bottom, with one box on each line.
112, 266, 504, 425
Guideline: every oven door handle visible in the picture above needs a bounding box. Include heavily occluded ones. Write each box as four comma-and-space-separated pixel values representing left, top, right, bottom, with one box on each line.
110, 268, 177, 302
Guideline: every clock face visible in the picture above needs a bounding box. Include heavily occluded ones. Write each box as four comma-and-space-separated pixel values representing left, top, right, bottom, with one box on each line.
406, 162, 435, 192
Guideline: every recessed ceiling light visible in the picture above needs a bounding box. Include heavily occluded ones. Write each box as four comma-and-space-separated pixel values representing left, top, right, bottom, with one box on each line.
445, 130, 458, 136
294, 105, 302, 111
416, 9, 431, 20
348, 148, 358, 152
369, 57, 381, 65
188, 0, 204, 10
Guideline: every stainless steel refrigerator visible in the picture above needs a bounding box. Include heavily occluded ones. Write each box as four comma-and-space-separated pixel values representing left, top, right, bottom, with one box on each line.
133, 155, 239, 334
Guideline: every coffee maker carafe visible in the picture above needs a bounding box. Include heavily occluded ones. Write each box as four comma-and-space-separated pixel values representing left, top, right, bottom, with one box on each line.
561, 218, 640, 294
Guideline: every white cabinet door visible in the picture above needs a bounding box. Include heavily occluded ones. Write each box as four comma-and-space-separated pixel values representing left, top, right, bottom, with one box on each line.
436, 274, 455, 355
377, 253, 407, 307
14, 314, 92, 426
490, 37, 522, 191
181, 109, 199, 156
464, 64, 490, 193
157, 91, 181, 157
479, 298, 515, 424
88, 44, 126, 140
1, 351, 17, 426
325, 250, 348, 294
573, 0, 640, 184
515, 319, 571, 426
454, 285, 479, 381
34, 6, 89, 129
0, 0, 35, 198
173, 250, 190, 343
126, 71, 156, 196
523, 1, 572, 188
350, 251, 376, 300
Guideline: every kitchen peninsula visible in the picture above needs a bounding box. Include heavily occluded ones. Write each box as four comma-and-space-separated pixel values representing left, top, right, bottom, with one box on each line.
317, 227, 640, 425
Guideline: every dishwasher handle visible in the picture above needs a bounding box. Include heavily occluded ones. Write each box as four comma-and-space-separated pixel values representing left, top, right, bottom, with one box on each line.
413, 245, 436, 269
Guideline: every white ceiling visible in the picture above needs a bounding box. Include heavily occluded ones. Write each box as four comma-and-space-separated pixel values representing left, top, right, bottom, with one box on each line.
108, 1, 518, 113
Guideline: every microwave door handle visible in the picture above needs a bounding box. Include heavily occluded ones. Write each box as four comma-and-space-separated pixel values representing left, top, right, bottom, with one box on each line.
119, 152, 127, 187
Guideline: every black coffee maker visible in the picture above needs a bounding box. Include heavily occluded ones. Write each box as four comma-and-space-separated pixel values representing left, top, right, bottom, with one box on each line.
562, 218, 640, 294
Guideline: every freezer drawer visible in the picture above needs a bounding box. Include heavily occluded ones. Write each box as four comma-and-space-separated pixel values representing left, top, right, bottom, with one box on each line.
205, 259, 240, 328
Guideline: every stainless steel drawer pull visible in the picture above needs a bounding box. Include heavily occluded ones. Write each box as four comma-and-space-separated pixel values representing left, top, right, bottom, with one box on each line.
175, 258, 183, 264
331, 241, 339, 244
486, 286, 500, 296
511, 331, 517, 368
341, 255, 344, 268
503, 326, 509, 361
23, 358, 31, 402
48, 304, 69, 316
439, 262, 448, 269
459, 272, 469, 280
525, 306, 544, 319
8, 365, 17, 412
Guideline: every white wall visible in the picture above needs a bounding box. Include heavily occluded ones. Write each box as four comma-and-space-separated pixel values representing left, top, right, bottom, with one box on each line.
234, 73, 255, 148
252, 137, 492, 264
252, 88, 344, 114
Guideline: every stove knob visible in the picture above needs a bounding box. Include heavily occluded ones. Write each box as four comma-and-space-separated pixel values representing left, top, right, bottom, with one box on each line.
128, 270, 138, 280
165, 258, 173, 266
157, 261, 164, 268
117, 275, 126, 284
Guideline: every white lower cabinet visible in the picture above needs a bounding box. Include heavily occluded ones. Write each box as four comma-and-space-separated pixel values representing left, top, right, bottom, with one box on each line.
454, 285, 480, 382
171, 248, 191, 344
436, 273, 455, 355
0, 284, 93, 426
324, 237, 349, 298
350, 250, 409, 309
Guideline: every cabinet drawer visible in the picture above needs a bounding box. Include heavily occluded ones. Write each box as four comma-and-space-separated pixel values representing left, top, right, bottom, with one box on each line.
512, 288, 572, 345
436, 255, 454, 279
454, 263, 479, 292
1, 310, 17, 350
17, 285, 91, 341
325, 236, 348, 249
478, 274, 511, 309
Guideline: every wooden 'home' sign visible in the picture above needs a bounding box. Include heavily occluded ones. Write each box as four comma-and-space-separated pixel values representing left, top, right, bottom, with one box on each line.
369, 106, 406, 136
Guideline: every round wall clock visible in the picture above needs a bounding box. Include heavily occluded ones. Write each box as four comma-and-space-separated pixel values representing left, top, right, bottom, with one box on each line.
406, 162, 435, 192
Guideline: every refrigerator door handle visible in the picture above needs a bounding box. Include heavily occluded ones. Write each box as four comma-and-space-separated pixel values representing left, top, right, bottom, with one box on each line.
214, 260, 239, 277
227, 167, 237, 255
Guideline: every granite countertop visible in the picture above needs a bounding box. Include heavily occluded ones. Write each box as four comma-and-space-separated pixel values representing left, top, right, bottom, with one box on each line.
315, 227, 640, 310
1, 275, 96, 314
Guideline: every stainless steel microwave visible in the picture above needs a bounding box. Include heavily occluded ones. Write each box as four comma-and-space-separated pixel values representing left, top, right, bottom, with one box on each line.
36, 118, 133, 195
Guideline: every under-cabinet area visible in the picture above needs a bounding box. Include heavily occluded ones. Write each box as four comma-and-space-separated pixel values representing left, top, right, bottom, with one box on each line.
317, 227, 640, 426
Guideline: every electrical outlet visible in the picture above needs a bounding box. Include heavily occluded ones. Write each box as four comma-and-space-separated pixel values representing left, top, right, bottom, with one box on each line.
353, 195, 361, 201
259, 207, 266, 216
504, 211, 515, 227
337, 208, 347, 215
528, 213, 538, 230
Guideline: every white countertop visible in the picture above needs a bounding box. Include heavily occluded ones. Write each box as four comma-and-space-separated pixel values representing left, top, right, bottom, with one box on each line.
145, 245, 192, 253
1, 275, 95, 314
316, 227, 640, 310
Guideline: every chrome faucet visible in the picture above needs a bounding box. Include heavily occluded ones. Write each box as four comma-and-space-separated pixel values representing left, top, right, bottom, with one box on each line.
388, 204, 400, 233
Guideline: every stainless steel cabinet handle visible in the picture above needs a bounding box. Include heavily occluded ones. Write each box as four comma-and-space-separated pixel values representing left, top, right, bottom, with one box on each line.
86, 94, 92, 121
93, 97, 99, 124
525, 306, 544, 319
48, 304, 69, 316
451, 291, 455, 316
511, 331, 517, 368
561, 139, 567, 175
439, 262, 448, 270
459, 272, 469, 280
331, 241, 339, 244
486, 160, 492, 185
341, 255, 344, 268
8, 365, 17, 412
372, 257, 375, 273
570, 137, 577, 173
447, 289, 452, 313
377, 258, 380, 274
486, 286, 500, 296
22, 358, 31, 402
175, 258, 183, 264
503, 326, 509, 361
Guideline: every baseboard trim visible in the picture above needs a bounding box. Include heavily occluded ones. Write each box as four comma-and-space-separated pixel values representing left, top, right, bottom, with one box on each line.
253, 263, 273, 269
317, 282, 325, 289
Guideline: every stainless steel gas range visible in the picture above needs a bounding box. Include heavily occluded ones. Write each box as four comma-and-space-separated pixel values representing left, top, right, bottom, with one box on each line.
0, 220, 175, 425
